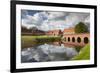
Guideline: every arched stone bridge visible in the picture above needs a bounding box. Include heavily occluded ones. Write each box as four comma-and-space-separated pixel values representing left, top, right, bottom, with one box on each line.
62, 33, 90, 46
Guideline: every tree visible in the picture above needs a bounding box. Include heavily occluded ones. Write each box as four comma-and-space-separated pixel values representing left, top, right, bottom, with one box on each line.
75, 22, 88, 33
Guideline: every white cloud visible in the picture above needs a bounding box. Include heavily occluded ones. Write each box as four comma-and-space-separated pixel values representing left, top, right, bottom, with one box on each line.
47, 12, 68, 20
39, 12, 89, 31
33, 12, 48, 25
22, 11, 48, 29
84, 15, 90, 23
65, 13, 89, 27
21, 10, 90, 31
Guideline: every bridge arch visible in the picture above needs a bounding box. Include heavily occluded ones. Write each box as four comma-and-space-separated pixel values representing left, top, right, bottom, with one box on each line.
72, 37, 75, 42
84, 37, 89, 44
63, 37, 66, 41
68, 37, 70, 42
77, 37, 81, 43
62, 33, 90, 46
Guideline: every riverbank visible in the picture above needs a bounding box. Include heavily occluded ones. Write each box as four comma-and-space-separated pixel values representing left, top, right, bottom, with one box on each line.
72, 44, 90, 60
21, 35, 61, 48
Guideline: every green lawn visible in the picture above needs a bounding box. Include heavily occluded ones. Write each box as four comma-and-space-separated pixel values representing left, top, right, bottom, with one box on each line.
72, 44, 90, 60
22, 35, 60, 39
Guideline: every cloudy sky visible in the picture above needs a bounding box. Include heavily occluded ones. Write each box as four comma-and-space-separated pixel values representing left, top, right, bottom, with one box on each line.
21, 10, 90, 31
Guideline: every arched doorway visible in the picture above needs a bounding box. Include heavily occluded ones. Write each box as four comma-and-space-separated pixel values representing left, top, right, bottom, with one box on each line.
77, 37, 81, 43
84, 37, 89, 44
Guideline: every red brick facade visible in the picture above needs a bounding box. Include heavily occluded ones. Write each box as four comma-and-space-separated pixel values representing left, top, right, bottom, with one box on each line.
62, 33, 90, 46
46, 29, 62, 36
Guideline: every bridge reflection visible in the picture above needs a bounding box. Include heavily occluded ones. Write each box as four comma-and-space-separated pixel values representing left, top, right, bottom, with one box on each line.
52, 42, 84, 47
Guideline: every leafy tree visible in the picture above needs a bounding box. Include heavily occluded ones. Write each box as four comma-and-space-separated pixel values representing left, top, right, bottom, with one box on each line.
75, 22, 88, 33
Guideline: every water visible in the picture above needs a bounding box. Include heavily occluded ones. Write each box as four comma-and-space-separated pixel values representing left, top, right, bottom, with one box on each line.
21, 43, 81, 63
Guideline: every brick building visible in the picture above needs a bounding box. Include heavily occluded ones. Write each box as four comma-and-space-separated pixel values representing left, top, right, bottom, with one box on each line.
46, 29, 62, 36
63, 28, 75, 35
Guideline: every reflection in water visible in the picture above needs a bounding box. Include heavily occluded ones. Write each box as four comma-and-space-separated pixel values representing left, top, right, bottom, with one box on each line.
21, 43, 81, 63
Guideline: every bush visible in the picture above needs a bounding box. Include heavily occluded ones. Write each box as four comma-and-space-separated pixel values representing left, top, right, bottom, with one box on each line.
75, 22, 89, 33
36, 37, 61, 43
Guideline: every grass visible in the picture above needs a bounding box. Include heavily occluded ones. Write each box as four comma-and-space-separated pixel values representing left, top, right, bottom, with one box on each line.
72, 44, 90, 60
21, 35, 61, 49
22, 35, 60, 39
